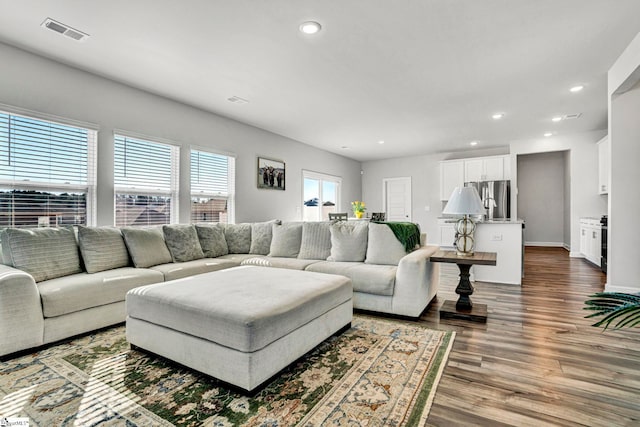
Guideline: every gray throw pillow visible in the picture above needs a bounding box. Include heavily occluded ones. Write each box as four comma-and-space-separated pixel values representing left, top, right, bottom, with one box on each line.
195, 224, 229, 258
365, 222, 407, 265
269, 222, 303, 258
224, 223, 252, 254
78, 226, 130, 273
328, 221, 369, 262
1, 227, 82, 282
163, 224, 205, 262
121, 227, 173, 268
249, 220, 281, 255
298, 221, 332, 260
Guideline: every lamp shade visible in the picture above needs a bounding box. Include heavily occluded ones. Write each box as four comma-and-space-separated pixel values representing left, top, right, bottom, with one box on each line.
443, 186, 485, 215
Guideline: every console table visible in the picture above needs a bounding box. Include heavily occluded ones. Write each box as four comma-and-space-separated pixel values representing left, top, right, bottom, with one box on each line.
430, 250, 497, 323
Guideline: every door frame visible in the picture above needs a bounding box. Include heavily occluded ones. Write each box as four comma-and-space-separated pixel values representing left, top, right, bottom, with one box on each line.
382, 176, 412, 222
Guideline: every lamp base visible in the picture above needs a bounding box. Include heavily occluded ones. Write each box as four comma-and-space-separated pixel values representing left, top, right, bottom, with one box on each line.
454, 215, 477, 256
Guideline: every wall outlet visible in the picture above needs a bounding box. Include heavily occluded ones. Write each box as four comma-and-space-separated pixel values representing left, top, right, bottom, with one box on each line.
491, 233, 503, 241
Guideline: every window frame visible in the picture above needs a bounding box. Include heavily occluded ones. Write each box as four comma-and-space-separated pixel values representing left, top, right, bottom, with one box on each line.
190, 146, 236, 224
302, 170, 342, 221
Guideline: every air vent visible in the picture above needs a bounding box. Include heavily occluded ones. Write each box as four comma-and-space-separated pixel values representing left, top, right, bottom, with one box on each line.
227, 96, 249, 105
563, 113, 582, 120
41, 18, 89, 42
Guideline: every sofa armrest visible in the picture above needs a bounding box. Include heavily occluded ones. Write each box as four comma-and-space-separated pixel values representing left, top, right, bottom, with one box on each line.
0, 264, 44, 357
392, 245, 440, 317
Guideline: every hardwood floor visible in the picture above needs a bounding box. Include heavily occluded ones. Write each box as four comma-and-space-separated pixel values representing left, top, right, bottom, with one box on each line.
422, 247, 640, 426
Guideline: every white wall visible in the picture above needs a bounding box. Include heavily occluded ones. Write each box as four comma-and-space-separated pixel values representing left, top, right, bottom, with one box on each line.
361, 147, 509, 245
517, 151, 566, 246
0, 42, 361, 225
509, 130, 607, 255
607, 32, 640, 293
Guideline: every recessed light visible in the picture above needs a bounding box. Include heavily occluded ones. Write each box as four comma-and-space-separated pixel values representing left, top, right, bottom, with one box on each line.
552, 116, 563, 122
300, 21, 321, 34
470, 141, 478, 146
340, 146, 349, 149
227, 96, 249, 105
492, 113, 504, 120
544, 132, 553, 137
570, 85, 584, 93
378, 140, 385, 145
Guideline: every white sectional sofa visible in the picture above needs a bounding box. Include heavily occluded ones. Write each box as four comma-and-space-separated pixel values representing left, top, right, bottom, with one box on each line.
0, 220, 439, 358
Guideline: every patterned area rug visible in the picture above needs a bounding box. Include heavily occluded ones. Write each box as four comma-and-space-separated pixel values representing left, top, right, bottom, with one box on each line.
0, 315, 454, 426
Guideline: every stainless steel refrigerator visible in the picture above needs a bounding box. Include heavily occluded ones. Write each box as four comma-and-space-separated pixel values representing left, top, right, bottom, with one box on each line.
464, 180, 511, 220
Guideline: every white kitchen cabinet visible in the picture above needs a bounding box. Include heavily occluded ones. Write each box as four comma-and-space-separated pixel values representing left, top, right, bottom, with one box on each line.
464, 159, 484, 182
440, 160, 464, 200
579, 218, 601, 267
597, 136, 609, 194
462, 155, 508, 182
483, 156, 505, 180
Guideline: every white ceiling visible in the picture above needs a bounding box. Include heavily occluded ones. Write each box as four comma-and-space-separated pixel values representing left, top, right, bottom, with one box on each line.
1, 1, 639, 161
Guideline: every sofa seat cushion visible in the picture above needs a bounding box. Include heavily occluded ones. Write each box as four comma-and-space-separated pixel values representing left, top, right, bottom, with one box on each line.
126, 266, 352, 352
241, 256, 322, 270
149, 258, 239, 281
305, 261, 397, 296
215, 253, 260, 263
38, 268, 164, 318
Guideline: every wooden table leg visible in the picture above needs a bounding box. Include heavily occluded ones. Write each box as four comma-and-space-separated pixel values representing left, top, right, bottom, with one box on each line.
455, 263, 474, 310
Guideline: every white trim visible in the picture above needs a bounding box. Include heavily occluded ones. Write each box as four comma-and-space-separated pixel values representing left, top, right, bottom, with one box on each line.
0, 103, 99, 130
382, 176, 412, 222
524, 241, 565, 247
113, 128, 181, 147
604, 284, 639, 294
301, 170, 342, 221
569, 251, 584, 258
189, 144, 237, 159
562, 243, 570, 251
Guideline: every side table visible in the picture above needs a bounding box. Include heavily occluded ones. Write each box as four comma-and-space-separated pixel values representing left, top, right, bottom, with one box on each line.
430, 250, 497, 323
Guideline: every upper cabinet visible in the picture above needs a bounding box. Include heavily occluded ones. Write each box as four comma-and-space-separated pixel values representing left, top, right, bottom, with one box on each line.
440, 160, 464, 200
597, 136, 609, 195
440, 155, 511, 200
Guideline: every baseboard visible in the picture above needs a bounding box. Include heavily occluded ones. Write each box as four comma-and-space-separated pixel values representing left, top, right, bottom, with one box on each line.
562, 243, 570, 252
569, 251, 584, 258
524, 241, 565, 247
604, 284, 640, 294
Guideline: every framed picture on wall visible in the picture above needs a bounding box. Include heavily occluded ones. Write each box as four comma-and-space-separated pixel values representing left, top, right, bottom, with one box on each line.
257, 157, 285, 190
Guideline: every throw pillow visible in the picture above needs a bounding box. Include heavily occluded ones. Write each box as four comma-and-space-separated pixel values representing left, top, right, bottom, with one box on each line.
269, 222, 303, 258
328, 221, 369, 262
78, 226, 130, 273
195, 223, 229, 258
298, 221, 332, 260
1, 227, 82, 282
249, 219, 281, 255
163, 224, 205, 262
121, 227, 173, 268
365, 222, 407, 265
224, 223, 252, 254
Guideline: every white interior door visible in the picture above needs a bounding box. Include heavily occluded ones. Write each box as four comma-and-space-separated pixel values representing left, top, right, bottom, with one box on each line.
383, 177, 412, 221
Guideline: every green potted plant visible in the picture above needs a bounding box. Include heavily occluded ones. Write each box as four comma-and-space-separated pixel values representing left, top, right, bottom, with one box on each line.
351, 200, 366, 219
584, 292, 640, 330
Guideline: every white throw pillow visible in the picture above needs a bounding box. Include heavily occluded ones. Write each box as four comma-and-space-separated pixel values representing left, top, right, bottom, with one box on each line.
365, 222, 407, 265
328, 221, 369, 262
269, 222, 303, 258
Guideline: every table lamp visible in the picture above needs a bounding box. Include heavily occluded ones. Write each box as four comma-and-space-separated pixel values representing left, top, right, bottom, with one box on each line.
443, 186, 486, 256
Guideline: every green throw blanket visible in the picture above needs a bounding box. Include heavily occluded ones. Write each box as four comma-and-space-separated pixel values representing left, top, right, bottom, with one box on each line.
374, 221, 421, 252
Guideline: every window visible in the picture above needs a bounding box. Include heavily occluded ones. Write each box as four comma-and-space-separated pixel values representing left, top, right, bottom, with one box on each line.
0, 110, 96, 228
302, 170, 341, 221
191, 149, 235, 224
114, 133, 178, 227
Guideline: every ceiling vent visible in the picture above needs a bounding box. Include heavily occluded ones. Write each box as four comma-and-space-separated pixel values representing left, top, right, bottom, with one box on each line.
227, 96, 249, 105
563, 113, 582, 120
41, 18, 89, 42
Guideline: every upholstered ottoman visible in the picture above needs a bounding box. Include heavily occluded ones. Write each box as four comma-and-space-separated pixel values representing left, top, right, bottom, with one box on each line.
126, 265, 352, 391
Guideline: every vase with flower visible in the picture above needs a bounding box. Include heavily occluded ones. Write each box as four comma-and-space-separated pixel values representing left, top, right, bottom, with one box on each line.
351, 201, 366, 219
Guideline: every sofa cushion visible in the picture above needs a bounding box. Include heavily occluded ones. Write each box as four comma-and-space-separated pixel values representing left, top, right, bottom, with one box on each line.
121, 227, 173, 268
306, 261, 397, 296
241, 256, 322, 270
163, 224, 205, 262
215, 253, 262, 264
224, 223, 252, 254
249, 220, 280, 255
1, 227, 82, 282
78, 226, 130, 273
38, 267, 164, 318
328, 221, 369, 262
269, 222, 303, 258
195, 224, 229, 258
365, 222, 407, 265
149, 258, 240, 281
298, 221, 332, 260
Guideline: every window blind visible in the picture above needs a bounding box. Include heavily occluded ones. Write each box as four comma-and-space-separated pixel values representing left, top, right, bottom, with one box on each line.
190, 149, 235, 224
114, 134, 178, 227
0, 111, 96, 228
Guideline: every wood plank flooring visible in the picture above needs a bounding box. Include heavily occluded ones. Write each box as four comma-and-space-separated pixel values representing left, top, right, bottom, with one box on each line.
421, 247, 640, 426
